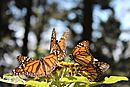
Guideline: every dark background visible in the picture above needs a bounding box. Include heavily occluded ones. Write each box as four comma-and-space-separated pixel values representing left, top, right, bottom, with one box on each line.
0, 0, 130, 87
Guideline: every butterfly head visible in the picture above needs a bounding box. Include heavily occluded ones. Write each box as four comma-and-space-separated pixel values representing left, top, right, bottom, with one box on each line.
69, 54, 74, 61
17, 55, 32, 64
17, 55, 26, 64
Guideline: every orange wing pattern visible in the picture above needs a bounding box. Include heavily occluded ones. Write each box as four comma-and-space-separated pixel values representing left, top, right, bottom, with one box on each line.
40, 53, 58, 76
13, 60, 46, 77
79, 62, 109, 82
13, 54, 58, 77
50, 29, 69, 60
50, 28, 57, 54
58, 30, 69, 52
57, 30, 69, 60
70, 41, 94, 66
13, 65, 25, 75
16, 55, 33, 68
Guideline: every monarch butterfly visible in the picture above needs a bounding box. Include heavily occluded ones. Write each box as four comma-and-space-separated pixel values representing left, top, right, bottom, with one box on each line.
50, 28, 69, 60
13, 54, 58, 77
13, 29, 69, 77
79, 62, 109, 82
70, 40, 94, 66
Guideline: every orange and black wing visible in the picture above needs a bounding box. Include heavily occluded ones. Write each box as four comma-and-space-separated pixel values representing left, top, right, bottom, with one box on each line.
13, 60, 46, 77
13, 55, 35, 76
94, 61, 110, 74
79, 65, 98, 82
13, 65, 25, 75
57, 30, 69, 60
70, 41, 94, 66
50, 28, 57, 54
23, 60, 46, 77
50, 29, 69, 60
79, 62, 109, 82
17, 55, 33, 64
72, 41, 90, 56
40, 53, 58, 76
49, 28, 62, 59
13, 54, 58, 77
58, 30, 69, 51
17, 55, 33, 67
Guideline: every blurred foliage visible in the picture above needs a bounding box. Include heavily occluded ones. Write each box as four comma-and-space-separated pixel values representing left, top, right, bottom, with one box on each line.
0, 0, 130, 87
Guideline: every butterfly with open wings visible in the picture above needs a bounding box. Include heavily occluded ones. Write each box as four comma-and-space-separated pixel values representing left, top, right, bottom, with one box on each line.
13, 29, 69, 77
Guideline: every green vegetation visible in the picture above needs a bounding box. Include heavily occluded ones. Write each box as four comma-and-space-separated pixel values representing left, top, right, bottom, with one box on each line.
0, 73, 128, 87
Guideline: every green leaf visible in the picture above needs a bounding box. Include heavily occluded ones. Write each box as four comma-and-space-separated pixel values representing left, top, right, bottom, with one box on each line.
1, 73, 128, 87
0, 74, 25, 85
61, 76, 89, 83
103, 76, 129, 84
26, 80, 49, 87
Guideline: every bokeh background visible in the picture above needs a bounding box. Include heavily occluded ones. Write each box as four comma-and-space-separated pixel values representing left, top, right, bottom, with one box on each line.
0, 0, 130, 87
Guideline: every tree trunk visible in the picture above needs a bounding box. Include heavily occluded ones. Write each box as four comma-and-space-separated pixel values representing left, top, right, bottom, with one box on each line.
22, 0, 32, 56
82, 0, 93, 41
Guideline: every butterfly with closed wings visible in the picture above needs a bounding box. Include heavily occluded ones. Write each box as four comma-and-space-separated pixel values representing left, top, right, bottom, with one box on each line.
69, 40, 109, 82
70, 40, 94, 66
50, 28, 69, 61
79, 61, 109, 82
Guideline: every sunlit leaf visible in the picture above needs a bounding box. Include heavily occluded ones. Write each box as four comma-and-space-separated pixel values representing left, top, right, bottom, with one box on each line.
61, 76, 89, 83
26, 80, 49, 87
0, 74, 25, 85
0, 73, 128, 87
103, 76, 128, 84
